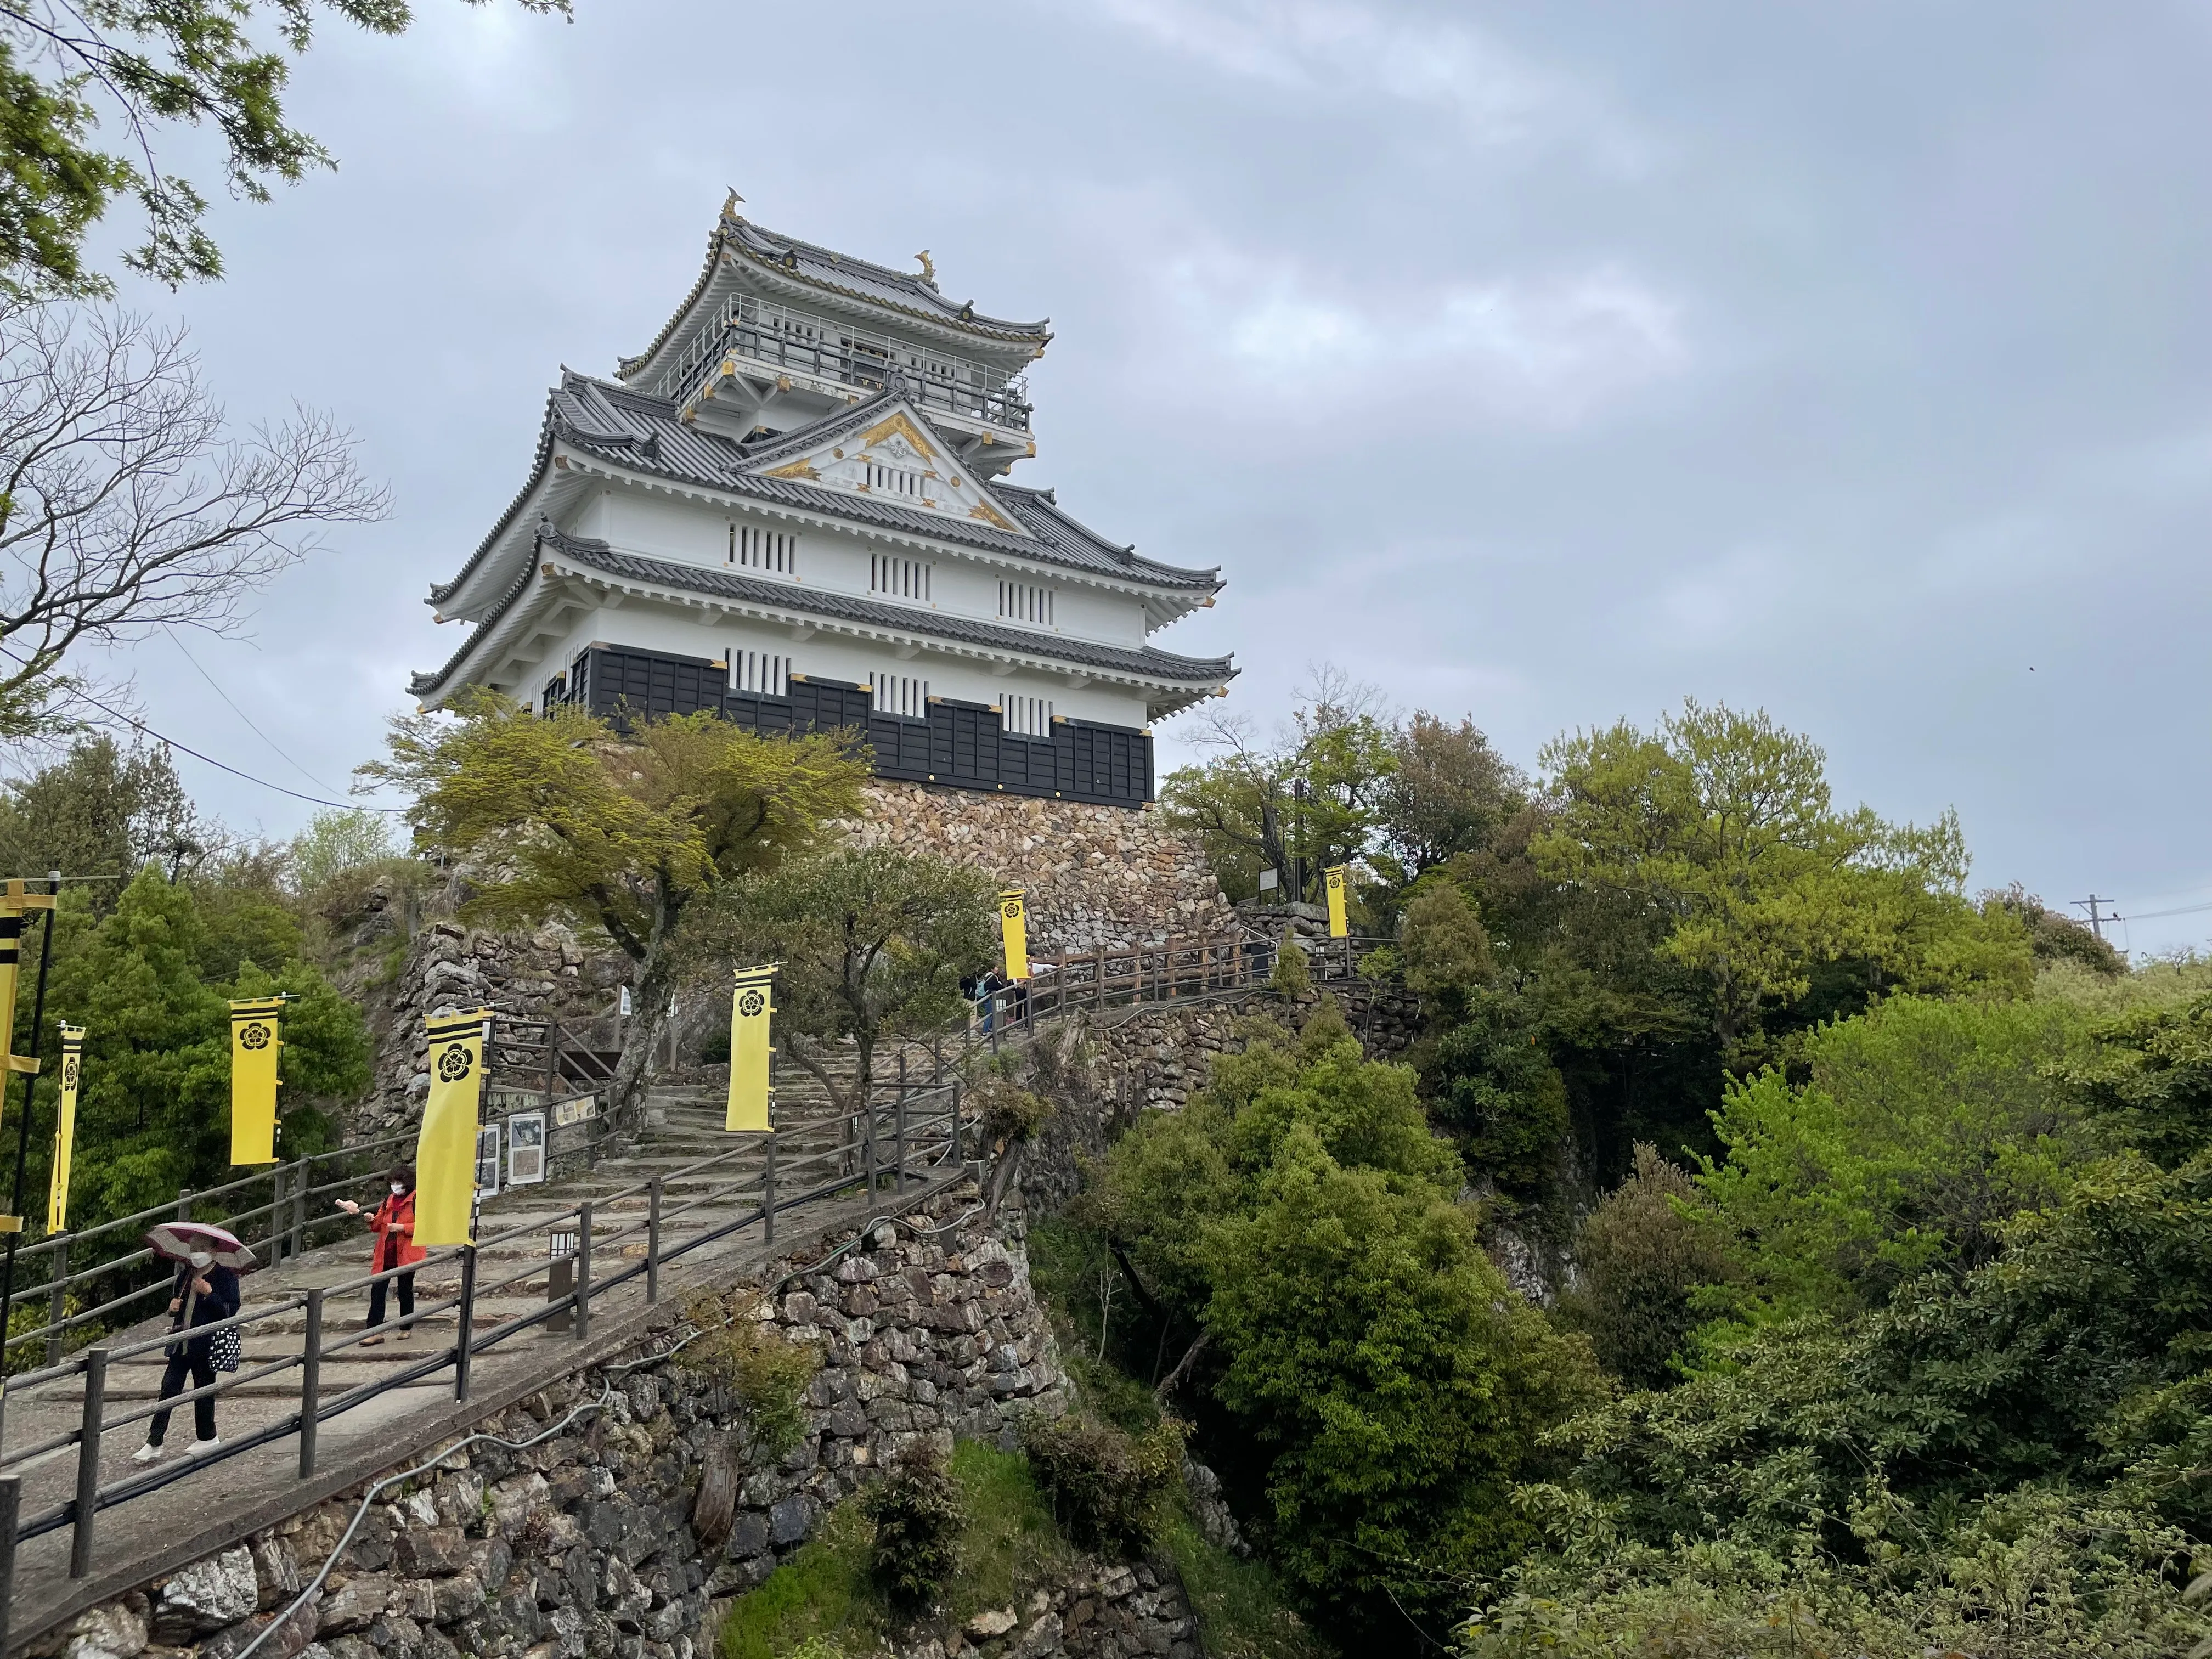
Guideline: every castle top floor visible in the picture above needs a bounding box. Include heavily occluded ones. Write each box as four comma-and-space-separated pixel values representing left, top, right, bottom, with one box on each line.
617, 198, 1051, 475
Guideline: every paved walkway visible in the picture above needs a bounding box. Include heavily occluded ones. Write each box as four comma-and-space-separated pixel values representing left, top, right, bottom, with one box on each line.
0, 1052, 962, 1651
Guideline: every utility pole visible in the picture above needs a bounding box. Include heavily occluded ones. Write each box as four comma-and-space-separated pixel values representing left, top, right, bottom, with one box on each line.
2073, 894, 2123, 943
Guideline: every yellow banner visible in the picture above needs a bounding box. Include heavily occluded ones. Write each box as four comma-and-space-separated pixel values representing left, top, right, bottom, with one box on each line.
415, 1011, 489, 1246
47, 1024, 84, 1233
999, 889, 1029, 981
228, 997, 285, 1165
0, 902, 21, 1080
1324, 866, 1350, 939
726, 967, 774, 1132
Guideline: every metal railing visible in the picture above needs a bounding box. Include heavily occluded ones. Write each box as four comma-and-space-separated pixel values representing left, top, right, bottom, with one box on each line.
0, 932, 1385, 1633
0, 1076, 972, 1607
653, 292, 1034, 432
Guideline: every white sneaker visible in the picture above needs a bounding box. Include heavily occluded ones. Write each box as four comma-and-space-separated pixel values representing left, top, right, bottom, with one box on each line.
184, 1436, 221, 1458
131, 1442, 163, 1464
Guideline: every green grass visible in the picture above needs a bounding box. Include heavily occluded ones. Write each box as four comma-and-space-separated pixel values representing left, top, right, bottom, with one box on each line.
720, 1443, 1071, 1659
1161, 1511, 1337, 1659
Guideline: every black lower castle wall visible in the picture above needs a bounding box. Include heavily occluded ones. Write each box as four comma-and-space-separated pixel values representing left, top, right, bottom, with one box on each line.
552, 645, 1155, 808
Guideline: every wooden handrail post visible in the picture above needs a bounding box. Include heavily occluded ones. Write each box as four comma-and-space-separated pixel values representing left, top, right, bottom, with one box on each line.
573, 1204, 592, 1345
299, 1288, 323, 1478
44, 1238, 69, 1368
291, 1156, 308, 1259
895, 1070, 908, 1195
950, 1077, 963, 1167
862, 1090, 877, 1197
646, 1177, 662, 1305
174, 1187, 191, 1223
763, 1136, 777, 1244
70, 1347, 107, 1577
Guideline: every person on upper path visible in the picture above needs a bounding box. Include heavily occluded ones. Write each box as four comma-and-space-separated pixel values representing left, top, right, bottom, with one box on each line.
336, 1163, 425, 1345
132, 1249, 240, 1463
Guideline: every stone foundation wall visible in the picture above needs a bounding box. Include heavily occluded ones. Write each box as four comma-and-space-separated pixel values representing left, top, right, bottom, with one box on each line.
847, 783, 1232, 952
1090, 981, 1424, 1116
33, 1186, 1076, 1659
356, 918, 630, 1137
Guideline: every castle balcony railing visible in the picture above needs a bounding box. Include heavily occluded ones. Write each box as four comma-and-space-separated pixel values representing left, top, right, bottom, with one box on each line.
652, 293, 1034, 433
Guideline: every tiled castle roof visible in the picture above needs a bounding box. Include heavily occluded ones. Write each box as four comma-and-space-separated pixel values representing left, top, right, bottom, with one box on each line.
426, 374, 1220, 612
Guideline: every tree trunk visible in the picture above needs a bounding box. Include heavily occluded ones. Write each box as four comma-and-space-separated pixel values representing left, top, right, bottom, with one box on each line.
605, 909, 680, 1131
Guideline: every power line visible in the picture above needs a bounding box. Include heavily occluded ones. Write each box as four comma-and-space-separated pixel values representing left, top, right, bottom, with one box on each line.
73, 690, 409, 816
2114, 898, 2212, 923
162, 625, 342, 796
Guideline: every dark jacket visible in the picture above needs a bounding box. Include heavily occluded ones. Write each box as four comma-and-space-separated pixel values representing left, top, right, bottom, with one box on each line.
167, 1263, 241, 1362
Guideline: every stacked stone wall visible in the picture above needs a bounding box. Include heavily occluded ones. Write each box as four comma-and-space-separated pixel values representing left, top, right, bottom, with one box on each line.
32, 1184, 1101, 1659
847, 783, 1231, 952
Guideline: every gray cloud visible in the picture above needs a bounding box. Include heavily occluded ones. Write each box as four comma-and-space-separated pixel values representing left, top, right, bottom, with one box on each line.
60, 0, 2210, 955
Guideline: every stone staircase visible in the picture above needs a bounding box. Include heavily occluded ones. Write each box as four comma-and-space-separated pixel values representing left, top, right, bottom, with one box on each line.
0, 1036, 968, 1644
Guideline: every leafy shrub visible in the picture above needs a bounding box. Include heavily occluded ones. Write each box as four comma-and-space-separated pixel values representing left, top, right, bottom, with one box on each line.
696, 1023, 730, 1064
859, 1444, 964, 1610
972, 1072, 1051, 1146
676, 1294, 818, 1454
1555, 1144, 1735, 1388
1021, 1413, 1186, 1554
1269, 927, 1311, 1000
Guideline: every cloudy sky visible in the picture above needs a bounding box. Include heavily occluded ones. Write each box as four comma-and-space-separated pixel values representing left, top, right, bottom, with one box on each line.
71, 1, 2212, 953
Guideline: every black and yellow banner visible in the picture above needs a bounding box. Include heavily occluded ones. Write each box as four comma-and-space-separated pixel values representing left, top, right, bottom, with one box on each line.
726, 966, 775, 1133
228, 997, 285, 1165
1324, 866, 1350, 939
0, 884, 57, 1081
416, 1011, 489, 1246
999, 889, 1029, 981
47, 1024, 84, 1233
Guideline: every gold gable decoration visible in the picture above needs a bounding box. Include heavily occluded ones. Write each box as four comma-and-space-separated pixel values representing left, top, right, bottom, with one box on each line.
968, 500, 1017, 529
763, 458, 820, 481
856, 410, 942, 460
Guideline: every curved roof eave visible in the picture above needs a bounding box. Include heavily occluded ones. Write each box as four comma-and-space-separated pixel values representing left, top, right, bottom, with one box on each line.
618, 214, 1052, 388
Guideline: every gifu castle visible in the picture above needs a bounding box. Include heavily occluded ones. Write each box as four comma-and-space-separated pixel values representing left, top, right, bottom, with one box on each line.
411, 199, 1235, 808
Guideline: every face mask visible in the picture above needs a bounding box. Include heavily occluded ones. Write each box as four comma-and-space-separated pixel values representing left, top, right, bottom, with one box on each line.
391, 1183, 405, 1195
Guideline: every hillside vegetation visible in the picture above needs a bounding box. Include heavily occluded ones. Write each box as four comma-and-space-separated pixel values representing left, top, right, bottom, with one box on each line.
1105, 685, 2212, 1652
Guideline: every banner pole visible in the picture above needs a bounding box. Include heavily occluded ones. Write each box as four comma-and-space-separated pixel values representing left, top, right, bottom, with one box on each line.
0, 873, 60, 1450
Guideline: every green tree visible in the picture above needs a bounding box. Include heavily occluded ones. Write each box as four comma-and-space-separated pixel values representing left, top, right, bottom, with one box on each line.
362, 691, 868, 1121
1374, 712, 1526, 882
2049, 992, 2212, 1169
1555, 1144, 1735, 1389
0, 0, 568, 296
1536, 700, 2030, 1053
0, 733, 200, 898
1160, 669, 1397, 904
704, 844, 994, 1119
1094, 1018, 1596, 1638
31, 868, 368, 1227
1205, 1120, 1598, 1632
1698, 993, 2094, 1327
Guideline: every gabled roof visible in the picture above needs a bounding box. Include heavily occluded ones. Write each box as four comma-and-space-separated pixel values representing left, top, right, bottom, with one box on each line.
428, 373, 1221, 616
410, 523, 1235, 706
619, 204, 1051, 386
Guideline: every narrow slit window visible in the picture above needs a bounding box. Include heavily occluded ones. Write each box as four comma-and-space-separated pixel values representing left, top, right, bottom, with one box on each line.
997, 580, 1055, 626
1002, 695, 1054, 737
729, 523, 795, 574
869, 554, 932, 601
731, 650, 788, 697
874, 672, 929, 719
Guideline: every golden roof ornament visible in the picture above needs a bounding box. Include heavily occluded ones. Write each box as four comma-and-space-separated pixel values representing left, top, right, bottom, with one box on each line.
913, 250, 936, 286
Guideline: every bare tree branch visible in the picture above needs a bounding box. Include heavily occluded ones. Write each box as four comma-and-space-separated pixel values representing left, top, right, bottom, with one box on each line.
0, 297, 386, 734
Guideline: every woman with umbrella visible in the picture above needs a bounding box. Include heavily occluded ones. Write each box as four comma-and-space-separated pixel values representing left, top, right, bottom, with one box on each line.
132, 1223, 249, 1463
335, 1164, 423, 1345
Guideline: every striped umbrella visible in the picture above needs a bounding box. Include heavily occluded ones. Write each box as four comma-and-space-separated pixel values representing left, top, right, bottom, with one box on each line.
143, 1221, 257, 1271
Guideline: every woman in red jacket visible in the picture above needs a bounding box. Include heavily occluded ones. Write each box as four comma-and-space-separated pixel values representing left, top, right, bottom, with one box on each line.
336, 1163, 426, 1344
